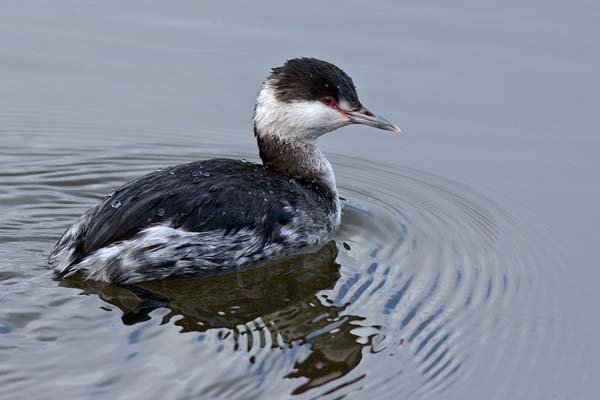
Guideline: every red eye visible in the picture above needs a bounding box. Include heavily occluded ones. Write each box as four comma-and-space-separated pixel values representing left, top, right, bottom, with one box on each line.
322, 96, 336, 106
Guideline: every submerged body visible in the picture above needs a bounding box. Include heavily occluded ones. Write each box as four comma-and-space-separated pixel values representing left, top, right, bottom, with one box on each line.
49, 58, 400, 283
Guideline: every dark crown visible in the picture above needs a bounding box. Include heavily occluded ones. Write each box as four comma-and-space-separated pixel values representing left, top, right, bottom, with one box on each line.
268, 58, 361, 108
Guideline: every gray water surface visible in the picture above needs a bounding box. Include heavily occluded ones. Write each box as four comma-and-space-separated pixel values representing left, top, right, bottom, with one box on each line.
1, 1, 599, 399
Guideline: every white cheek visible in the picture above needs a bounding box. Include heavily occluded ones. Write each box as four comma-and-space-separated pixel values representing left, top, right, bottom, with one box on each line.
287, 101, 349, 134
254, 84, 350, 141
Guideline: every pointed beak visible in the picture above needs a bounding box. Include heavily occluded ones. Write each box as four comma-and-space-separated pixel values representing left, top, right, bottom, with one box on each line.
344, 107, 401, 133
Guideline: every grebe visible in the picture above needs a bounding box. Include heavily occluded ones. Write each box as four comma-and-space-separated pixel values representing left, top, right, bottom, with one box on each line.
49, 58, 400, 283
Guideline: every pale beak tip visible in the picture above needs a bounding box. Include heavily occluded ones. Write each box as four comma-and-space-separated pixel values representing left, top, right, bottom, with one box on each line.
344, 108, 402, 134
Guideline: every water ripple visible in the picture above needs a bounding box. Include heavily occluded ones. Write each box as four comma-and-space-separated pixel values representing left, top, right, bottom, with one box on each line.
0, 144, 563, 399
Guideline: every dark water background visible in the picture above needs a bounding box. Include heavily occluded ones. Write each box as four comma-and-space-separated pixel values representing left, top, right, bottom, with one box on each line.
1, 1, 598, 399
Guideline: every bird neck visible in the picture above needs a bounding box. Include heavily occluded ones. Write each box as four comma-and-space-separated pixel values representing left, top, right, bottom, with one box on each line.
255, 131, 337, 195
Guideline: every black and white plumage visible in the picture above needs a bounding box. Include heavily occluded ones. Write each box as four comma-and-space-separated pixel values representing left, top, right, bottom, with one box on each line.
49, 57, 400, 283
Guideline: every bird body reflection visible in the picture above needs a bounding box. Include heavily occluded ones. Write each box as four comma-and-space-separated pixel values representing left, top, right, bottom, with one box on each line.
62, 242, 374, 394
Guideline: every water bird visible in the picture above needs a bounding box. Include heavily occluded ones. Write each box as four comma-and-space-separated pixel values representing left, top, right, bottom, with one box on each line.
49, 57, 401, 283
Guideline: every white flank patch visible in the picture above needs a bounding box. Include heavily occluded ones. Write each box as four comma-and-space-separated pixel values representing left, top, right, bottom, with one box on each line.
52, 224, 331, 284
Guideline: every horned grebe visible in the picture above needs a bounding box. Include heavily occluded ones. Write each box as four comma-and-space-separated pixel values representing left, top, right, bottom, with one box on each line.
49, 58, 400, 283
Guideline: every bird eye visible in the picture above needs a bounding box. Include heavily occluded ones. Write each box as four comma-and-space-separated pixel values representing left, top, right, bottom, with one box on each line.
321, 96, 336, 106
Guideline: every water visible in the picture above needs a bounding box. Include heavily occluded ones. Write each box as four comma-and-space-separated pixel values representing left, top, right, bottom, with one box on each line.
1, 1, 598, 399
